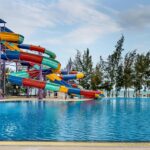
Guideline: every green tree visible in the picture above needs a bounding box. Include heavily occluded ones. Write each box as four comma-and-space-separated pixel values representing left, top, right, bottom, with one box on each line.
143, 52, 150, 91
91, 63, 103, 90
73, 48, 93, 89
65, 57, 73, 72
133, 52, 150, 96
123, 50, 136, 97
133, 54, 144, 96
72, 50, 82, 72
105, 35, 124, 97
115, 63, 124, 97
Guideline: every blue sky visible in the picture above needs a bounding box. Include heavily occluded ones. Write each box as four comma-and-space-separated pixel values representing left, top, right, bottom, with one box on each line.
0, 0, 150, 67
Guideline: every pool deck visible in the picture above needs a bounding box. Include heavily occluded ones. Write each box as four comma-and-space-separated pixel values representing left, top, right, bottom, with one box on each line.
0, 142, 150, 150
0, 97, 95, 102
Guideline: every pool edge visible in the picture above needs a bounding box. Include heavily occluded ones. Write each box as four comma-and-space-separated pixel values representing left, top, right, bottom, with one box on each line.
0, 142, 150, 147
0, 98, 95, 102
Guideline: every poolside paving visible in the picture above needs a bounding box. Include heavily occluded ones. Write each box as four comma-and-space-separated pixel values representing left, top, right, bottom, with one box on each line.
1, 145, 150, 150
0, 142, 150, 150
1, 95, 93, 102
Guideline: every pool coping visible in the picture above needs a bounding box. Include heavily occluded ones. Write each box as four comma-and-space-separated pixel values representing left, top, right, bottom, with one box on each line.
0, 142, 150, 147
0, 98, 95, 102
0, 97, 149, 103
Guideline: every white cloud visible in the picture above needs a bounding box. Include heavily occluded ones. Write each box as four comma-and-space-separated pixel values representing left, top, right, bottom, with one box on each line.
0, 0, 121, 45
46, 0, 121, 45
119, 5, 150, 30
0, 0, 122, 67
0, 0, 55, 36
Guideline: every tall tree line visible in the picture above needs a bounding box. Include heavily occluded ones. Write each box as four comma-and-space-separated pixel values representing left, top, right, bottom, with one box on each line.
71, 35, 150, 97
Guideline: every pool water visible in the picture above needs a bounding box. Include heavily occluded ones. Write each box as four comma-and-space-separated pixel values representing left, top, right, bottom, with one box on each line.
0, 98, 150, 141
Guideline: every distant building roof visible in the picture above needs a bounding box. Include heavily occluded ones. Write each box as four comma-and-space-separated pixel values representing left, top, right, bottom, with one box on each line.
1, 27, 13, 32
0, 19, 6, 24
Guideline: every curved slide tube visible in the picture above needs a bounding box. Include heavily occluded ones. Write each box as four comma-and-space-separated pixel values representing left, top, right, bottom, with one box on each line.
0, 32, 103, 99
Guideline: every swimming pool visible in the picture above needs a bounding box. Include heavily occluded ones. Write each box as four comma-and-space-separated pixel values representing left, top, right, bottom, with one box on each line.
0, 98, 150, 141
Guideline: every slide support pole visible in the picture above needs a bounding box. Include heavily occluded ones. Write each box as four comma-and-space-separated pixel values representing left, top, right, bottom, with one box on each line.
26, 66, 30, 98
38, 52, 43, 100
0, 23, 2, 99
0, 20, 6, 99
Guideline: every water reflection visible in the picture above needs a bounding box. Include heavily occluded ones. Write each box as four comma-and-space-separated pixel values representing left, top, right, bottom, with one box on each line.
0, 98, 150, 141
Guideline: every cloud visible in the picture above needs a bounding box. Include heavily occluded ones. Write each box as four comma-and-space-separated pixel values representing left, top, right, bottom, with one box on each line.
0, 0, 121, 45
59, 0, 120, 45
119, 5, 150, 30
49, 0, 121, 45
0, 0, 56, 36
0, 0, 122, 67
65, 25, 117, 45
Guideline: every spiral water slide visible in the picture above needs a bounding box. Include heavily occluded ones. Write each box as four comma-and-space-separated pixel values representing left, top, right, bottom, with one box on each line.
0, 32, 103, 99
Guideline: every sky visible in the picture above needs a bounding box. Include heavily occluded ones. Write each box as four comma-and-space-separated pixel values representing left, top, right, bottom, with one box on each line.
0, 0, 150, 68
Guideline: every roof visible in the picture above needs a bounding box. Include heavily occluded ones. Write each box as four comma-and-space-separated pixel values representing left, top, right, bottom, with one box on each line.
0, 19, 6, 24
1, 27, 13, 32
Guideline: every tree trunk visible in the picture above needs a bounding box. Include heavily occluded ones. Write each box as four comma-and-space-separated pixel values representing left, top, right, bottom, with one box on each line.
115, 89, 118, 97
128, 89, 130, 97
139, 89, 141, 97
124, 87, 127, 97
124, 89, 125, 97
111, 91, 114, 97
136, 90, 138, 97
108, 90, 111, 97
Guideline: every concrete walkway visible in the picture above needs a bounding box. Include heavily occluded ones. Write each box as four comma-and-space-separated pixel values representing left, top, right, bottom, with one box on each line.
1, 97, 93, 102
0, 142, 150, 150
1, 146, 150, 150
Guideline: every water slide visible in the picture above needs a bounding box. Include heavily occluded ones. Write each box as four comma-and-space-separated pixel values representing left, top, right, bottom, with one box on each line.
0, 32, 103, 99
